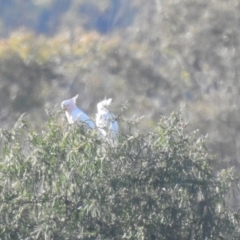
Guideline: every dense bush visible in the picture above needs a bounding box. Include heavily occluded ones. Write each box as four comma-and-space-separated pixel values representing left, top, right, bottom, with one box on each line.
0, 112, 238, 239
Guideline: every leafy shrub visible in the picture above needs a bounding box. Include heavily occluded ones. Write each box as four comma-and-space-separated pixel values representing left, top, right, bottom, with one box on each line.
0, 112, 238, 239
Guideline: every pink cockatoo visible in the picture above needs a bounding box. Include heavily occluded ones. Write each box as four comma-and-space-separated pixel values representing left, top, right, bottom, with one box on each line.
61, 95, 95, 129
96, 98, 118, 145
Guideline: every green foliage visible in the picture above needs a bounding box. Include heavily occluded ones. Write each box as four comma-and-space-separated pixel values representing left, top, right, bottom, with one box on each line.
0, 112, 238, 239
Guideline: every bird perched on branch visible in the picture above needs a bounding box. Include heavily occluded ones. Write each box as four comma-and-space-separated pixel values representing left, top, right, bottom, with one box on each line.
96, 98, 118, 145
61, 95, 95, 129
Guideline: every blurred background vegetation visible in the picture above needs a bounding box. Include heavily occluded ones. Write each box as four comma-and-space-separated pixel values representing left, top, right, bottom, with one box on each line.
1, 0, 240, 207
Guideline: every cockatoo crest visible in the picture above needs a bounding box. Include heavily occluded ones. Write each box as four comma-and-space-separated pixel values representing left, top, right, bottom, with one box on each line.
72, 94, 78, 103
97, 98, 112, 113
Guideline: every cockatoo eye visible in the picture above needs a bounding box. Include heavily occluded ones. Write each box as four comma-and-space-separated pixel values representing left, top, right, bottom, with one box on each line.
62, 103, 68, 110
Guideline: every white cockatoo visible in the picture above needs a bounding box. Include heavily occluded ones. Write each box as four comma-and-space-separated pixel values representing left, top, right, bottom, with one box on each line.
61, 95, 95, 129
96, 98, 118, 145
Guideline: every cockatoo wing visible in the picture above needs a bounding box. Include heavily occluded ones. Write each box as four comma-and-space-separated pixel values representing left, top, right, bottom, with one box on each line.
108, 114, 119, 143
72, 108, 95, 129
109, 118, 118, 134
107, 113, 118, 132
